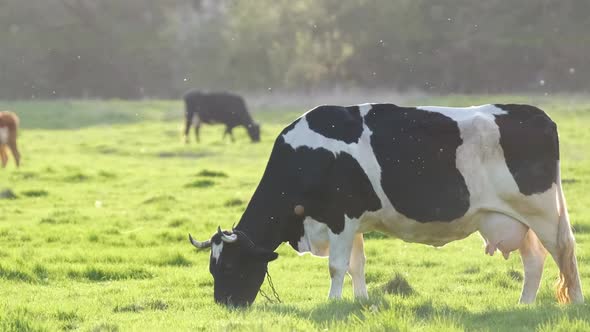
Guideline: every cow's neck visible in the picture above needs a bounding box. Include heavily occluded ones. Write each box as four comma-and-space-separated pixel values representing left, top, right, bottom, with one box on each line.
233, 136, 309, 252
234, 191, 293, 252
233, 166, 300, 251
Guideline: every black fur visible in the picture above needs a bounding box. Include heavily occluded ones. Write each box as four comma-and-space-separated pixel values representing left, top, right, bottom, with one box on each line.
364, 104, 470, 222
494, 104, 558, 195
306, 105, 364, 143
208, 233, 277, 306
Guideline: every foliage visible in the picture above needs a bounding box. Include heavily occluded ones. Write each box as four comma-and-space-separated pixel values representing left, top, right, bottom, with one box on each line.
1, 1, 590, 98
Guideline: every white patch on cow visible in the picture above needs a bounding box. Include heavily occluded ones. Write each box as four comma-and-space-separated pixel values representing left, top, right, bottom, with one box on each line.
211, 242, 223, 263
282, 111, 390, 210
283, 117, 350, 157
357, 103, 373, 117
417, 104, 507, 122
0, 127, 8, 144
296, 217, 330, 257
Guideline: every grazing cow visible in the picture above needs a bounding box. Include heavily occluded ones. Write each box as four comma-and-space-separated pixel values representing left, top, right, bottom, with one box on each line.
189, 103, 583, 307
183, 90, 260, 143
0, 111, 20, 168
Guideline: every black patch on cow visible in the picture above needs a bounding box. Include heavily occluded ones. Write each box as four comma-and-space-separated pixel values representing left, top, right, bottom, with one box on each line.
305, 105, 363, 144
235, 132, 381, 252
364, 104, 469, 222
302, 148, 382, 232
494, 104, 558, 195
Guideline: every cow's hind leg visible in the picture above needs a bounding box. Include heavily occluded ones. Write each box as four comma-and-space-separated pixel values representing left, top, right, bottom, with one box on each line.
527, 217, 583, 303
225, 127, 235, 142
184, 111, 193, 143
348, 233, 368, 299
191, 113, 201, 143
327, 217, 359, 299
525, 169, 584, 304
524, 206, 583, 304
519, 230, 547, 303
194, 123, 201, 143
8, 138, 19, 167
0, 146, 7, 167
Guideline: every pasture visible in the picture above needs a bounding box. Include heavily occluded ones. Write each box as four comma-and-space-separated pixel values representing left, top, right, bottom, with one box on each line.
0, 96, 589, 331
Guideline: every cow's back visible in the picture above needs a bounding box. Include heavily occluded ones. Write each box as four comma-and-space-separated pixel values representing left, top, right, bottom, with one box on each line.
0, 111, 18, 129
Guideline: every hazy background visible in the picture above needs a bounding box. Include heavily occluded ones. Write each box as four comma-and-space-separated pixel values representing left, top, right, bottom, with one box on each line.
1, 0, 589, 100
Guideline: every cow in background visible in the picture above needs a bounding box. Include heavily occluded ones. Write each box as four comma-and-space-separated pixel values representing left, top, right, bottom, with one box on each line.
183, 90, 260, 143
0, 111, 20, 168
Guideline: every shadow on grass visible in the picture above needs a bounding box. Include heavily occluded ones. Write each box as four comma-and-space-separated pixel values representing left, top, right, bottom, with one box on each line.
21, 189, 49, 198
572, 223, 590, 234
259, 292, 590, 331
67, 266, 153, 282
259, 288, 390, 325
0, 308, 49, 331
158, 151, 215, 159
0, 265, 35, 283
197, 169, 228, 178
184, 179, 215, 188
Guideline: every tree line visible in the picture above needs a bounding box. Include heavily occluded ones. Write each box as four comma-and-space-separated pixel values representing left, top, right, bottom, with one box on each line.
1, 0, 589, 99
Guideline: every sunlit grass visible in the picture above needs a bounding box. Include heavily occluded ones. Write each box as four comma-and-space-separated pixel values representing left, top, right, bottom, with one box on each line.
0, 97, 589, 331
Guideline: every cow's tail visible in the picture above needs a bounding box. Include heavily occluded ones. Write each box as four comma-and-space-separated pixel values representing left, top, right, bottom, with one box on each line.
555, 161, 583, 303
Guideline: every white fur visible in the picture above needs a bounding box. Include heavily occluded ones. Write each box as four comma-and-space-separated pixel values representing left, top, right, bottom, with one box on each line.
327, 217, 360, 298
296, 218, 330, 257
212, 242, 223, 263
518, 230, 547, 303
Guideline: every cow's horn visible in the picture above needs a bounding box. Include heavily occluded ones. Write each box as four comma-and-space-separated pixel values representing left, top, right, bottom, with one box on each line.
188, 233, 211, 249
294, 204, 305, 216
217, 226, 238, 243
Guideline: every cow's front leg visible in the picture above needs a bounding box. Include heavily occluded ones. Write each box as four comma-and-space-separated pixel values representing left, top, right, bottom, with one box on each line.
328, 218, 359, 299
348, 233, 368, 299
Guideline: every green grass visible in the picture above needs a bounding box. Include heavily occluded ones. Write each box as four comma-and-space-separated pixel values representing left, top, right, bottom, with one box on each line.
0, 97, 589, 331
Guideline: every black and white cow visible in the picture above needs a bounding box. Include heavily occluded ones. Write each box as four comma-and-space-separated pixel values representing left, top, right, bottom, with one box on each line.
189, 103, 583, 306
183, 90, 260, 143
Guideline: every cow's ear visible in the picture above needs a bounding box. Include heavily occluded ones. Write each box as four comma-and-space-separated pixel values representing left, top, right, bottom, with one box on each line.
251, 247, 278, 262
263, 251, 279, 262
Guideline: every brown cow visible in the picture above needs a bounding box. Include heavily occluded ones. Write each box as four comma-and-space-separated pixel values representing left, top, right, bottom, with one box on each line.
0, 111, 20, 168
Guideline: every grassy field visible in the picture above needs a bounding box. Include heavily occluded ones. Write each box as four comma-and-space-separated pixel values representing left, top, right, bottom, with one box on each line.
0, 96, 589, 331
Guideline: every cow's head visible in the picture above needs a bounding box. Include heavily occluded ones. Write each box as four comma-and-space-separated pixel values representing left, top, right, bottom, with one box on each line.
189, 227, 278, 306
247, 123, 261, 143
